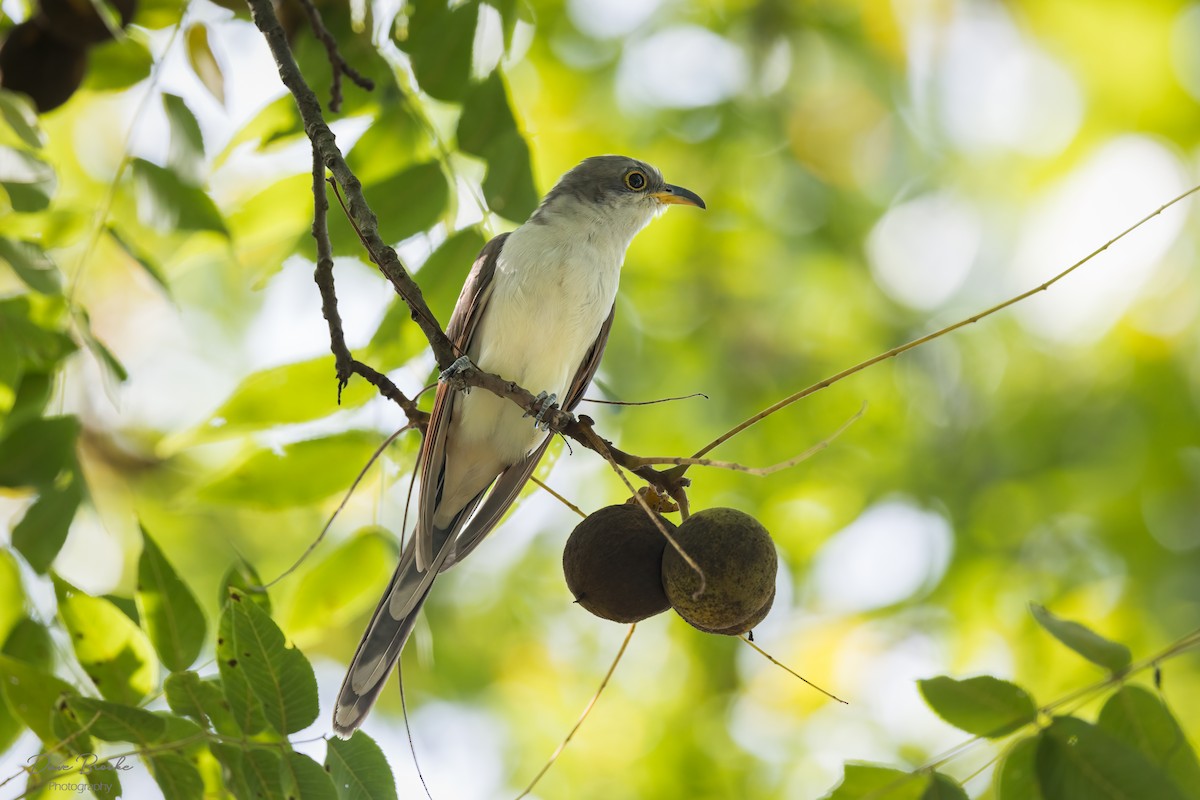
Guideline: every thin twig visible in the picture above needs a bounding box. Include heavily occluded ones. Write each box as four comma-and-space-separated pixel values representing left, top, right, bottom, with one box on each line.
296, 0, 375, 112
515, 623, 638, 800
680, 182, 1200, 471
397, 671, 434, 800
738, 636, 847, 704
581, 392, 709, 407
530, 476, 588, 519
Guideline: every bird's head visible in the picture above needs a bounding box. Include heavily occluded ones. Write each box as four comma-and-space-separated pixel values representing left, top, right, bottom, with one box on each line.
532, 155, 705, 236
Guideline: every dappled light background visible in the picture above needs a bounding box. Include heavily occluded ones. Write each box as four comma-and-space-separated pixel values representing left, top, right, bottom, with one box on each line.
2, 0, 1200, 797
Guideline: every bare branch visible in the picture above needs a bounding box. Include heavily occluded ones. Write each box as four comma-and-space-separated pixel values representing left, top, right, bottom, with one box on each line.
738, 635, 847, 704
295, 0, 375, 112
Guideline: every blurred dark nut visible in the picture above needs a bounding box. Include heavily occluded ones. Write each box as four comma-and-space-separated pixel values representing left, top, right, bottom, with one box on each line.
690, 587, 775, 636
0, 21, 89, 113
37, 0, 137, 46
563, 504, 675, 624
662, 507, 777, 633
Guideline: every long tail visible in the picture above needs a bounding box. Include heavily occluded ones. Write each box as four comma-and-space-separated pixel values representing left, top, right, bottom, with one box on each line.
332, 528, 451, 737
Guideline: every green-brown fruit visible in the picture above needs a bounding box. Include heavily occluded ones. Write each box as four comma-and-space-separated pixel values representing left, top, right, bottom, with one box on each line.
38, 0, 138, 46
0, 22, 89, 113
563, 504, 676, 623
691, 587, 775, 636
662, 507, 777, 633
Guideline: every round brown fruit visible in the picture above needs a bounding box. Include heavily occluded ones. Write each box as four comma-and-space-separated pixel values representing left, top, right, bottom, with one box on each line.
662, 507, 777, 634
0, 21, 89, 113
37, 0, 138, 46
563, 504, 676, 623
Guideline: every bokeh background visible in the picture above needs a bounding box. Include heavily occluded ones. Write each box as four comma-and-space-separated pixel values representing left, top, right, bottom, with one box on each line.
2, 0, 1199, 797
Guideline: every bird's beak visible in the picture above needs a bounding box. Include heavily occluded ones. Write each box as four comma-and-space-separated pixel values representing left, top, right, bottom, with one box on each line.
652, 184, 706, 209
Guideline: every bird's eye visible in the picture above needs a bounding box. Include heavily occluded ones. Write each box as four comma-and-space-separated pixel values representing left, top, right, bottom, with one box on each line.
624, 170, 647, 191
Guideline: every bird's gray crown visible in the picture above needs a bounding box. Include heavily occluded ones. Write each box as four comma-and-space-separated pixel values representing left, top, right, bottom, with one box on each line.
533, 155, 666, 217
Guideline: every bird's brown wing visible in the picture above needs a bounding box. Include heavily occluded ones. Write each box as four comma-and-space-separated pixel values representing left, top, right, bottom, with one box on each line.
441, 304, 616, 569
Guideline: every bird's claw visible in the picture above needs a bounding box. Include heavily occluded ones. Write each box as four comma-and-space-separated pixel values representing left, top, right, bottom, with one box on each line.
525, 391, 559, 430
439, 355, 474, 394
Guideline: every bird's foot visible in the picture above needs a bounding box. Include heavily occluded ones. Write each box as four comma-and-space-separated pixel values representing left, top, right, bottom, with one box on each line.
439, 355, 474, 394
525, 391, 559, 430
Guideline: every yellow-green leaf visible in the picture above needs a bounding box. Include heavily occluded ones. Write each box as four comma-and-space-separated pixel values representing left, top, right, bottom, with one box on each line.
136, 526, 207, 671
57, 581, 158, 705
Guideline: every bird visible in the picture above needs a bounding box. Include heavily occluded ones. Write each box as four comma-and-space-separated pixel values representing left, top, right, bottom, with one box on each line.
333, 155, 705, 736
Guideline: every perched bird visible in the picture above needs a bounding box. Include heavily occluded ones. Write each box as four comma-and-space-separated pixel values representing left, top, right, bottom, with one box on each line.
333, 155, 705, 735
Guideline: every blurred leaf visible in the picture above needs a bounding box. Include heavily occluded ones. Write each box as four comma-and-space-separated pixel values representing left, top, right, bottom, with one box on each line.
219, 560, 272, 616
399, 0, 479, 102
2, 370, 52, 436
64, 696, 166, 744
283, 527, 396, 641
281, 751, 338, 800
131, 158, 227, 235
107, 225, 170, 294
3, 617, 53, 669
457, 71, 519, 157
149, 751, 205, 800
1036, 716, 1188, 800
215, 95, 302, 168
222, 588, 319, 735
917, 675, 1037, 738
132, 0, 185, 28
212, 743, 255, 799
0, 296, 76, 371
0, 145, 56, 211
57, 581, 158, 705
996, 737, 1045, 800
163, 93, 206, 185
0, 691, 22, 757
76, 307, 128, 383
11, 465, 83, 573
84, 33, 154, 91
478, 131, 537, 221
0, 415, 79, 488
329, 161, 449, 255
136, 525, 207, 671
0, 550, 23, 645
325, 732, 399, 800
345, 104, 425, 186
0, 90, 45, 149
51, 694, 94, 755
244, 747, 286, 800
0, 654, 72, 742
197, 430, 384, 509
823, 764, 927, 799
1030, 604, 1132, 674
0, 237, 61, 295
226, 172, 311, 281
164, 671, 239, 735
922, 773, 968, 800
200, 356, 377, 439
185, 23, 225, 106
1098, 685, 1200, 799
216, 601, 269, 736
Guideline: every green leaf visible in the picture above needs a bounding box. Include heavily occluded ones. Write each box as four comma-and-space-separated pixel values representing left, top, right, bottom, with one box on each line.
0, 654, 73, 742
136, 525, 208, 671
2, 370, 53, 434
917, 675, 1037, 738
345, 104, 425, 186
162, 93, 206, 185
51, 694, 94, 755
107, 225, 170, 294
244, 747, 287, 800
283, 527, 396, 641
212, 743, 255, 799
3, 616, 55, 668
84, 33, 154, 91
185, 23, 225, 106
149, 751, 204, 800
0, 144, 56, 211
0, 296, 76, 372
57, 581, 158, 705
1036, 716, 1188, 800
1030, 604, 1132, 674
164, 671, 239, 735
200, 356, 377, 439
225, 172, 311, 282
822, 764, 927, 800
0, 690, 23, 757
215, 95, 303, 169
219, 560, 272, 615
0, 90, 45, 149
77, 307, 128, 383
922, 773, 968, 800
223, 589, 319, 735
217, 600, 269, 735
0, 550, 23, 645
478, 130, 538, 221
64, 696, 166, 744
325, 732, 399, 800
995, 737, 1045, 800
11, 465, 84, 573
0, 415, 79, 488
197, 430, 385, 509
0, 238, 61, 295
457, 71, 520, 157
1098, 685, 1200, 799
329, 161, 449, 255
281, 751, 338, 800
131, 158, 227, 234
400, 0, 480, 102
